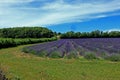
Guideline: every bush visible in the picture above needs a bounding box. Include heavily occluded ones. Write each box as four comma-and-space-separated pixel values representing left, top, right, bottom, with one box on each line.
50, 51, 62, 58
0, 38, 17, 48
67, 52, 79, 59
0, 37, 57, 49
104, 54, 120, 62
38, 51, 47, 57
84, 52, 98, 60
100, 52, 107, 58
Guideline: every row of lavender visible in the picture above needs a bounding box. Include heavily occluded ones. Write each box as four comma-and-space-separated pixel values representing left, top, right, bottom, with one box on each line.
23, 38, 120, 60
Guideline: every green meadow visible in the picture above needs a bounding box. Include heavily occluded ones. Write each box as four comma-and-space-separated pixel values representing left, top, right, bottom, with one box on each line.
0, 44, 120, 80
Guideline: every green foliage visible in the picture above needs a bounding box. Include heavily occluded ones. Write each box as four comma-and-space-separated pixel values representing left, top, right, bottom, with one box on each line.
109, 31, 120, 37
21, 47, 31, 53
104, 54, 120, 62
38, 51, 47, 57
60, 30, 120, 38
22, 47, 38, 56
0, 27, 54, 38
60, 31, 77, 38
66, 52, 79, 59
84, 52, 98, 60
50, 51, 62, 58
100, 52, 107, 58
0, 37, 57, 49
0, 38, 16, 48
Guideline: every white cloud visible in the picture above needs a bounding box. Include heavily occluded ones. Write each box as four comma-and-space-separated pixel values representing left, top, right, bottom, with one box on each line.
0, 0, 34, 3
105, 28, 120, 32
0, 0, 120, 27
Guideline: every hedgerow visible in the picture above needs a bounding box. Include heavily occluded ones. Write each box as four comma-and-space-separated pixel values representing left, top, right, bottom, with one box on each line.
0, 37, 57, 49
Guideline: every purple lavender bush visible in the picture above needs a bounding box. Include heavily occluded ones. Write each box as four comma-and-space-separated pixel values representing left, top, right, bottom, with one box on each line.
22, 38, 120, 60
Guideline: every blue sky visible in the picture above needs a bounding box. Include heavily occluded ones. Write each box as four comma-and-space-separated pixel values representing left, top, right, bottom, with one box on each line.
0, 0, 120, 32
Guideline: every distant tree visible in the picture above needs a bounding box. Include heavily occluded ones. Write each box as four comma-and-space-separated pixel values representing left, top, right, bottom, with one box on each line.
80, 32, 89, 38
89, 30, 102, 38
102, 32, 109, 38
58, 32, 62, 35
0, 27, 54, 38
61, 31, 76, 38
109, 31, 120, 38
60, 30, 120, 38
75, 32, 81, 38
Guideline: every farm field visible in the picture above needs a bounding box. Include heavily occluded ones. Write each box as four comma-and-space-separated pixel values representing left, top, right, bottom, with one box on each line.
24, 38, 120, 59
0, 0, 120, 79
0, 39, 120, 80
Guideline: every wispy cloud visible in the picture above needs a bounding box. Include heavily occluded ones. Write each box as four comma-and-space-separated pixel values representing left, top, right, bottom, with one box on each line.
105, 28, 120, 32
0, 0, 120, 27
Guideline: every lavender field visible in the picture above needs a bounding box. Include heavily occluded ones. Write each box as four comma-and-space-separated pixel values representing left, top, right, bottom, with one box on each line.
23, 38, 120, 59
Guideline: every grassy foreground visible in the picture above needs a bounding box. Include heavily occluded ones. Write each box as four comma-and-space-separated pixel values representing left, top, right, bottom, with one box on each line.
0, 45, 120, 80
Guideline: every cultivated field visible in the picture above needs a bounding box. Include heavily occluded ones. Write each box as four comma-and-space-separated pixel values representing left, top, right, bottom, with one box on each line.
0, 45, 120, 80
24, 38, 120, 60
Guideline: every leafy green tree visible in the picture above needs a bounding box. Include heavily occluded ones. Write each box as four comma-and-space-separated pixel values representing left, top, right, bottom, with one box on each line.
60, 30, 120, 38
0, 27, 54, 38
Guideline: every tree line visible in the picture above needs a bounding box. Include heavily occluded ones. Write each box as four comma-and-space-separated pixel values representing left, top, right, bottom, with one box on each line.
0, 27, 120, 39
0, 27, 54, 38
60, 30, 120, 38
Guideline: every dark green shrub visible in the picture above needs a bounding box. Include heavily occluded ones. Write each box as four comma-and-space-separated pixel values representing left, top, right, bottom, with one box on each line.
38, 51, 47, 57
100, 52, 108, 59
104, 54, 120, 62
67, 52, 79, 59
84, 52, 98, 60
22, 47, 37, 55
0, 37, 57, 49
50, 51, 61, 58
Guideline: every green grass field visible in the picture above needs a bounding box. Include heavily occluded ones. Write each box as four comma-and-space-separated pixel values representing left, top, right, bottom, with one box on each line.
0, 44, 120, 80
